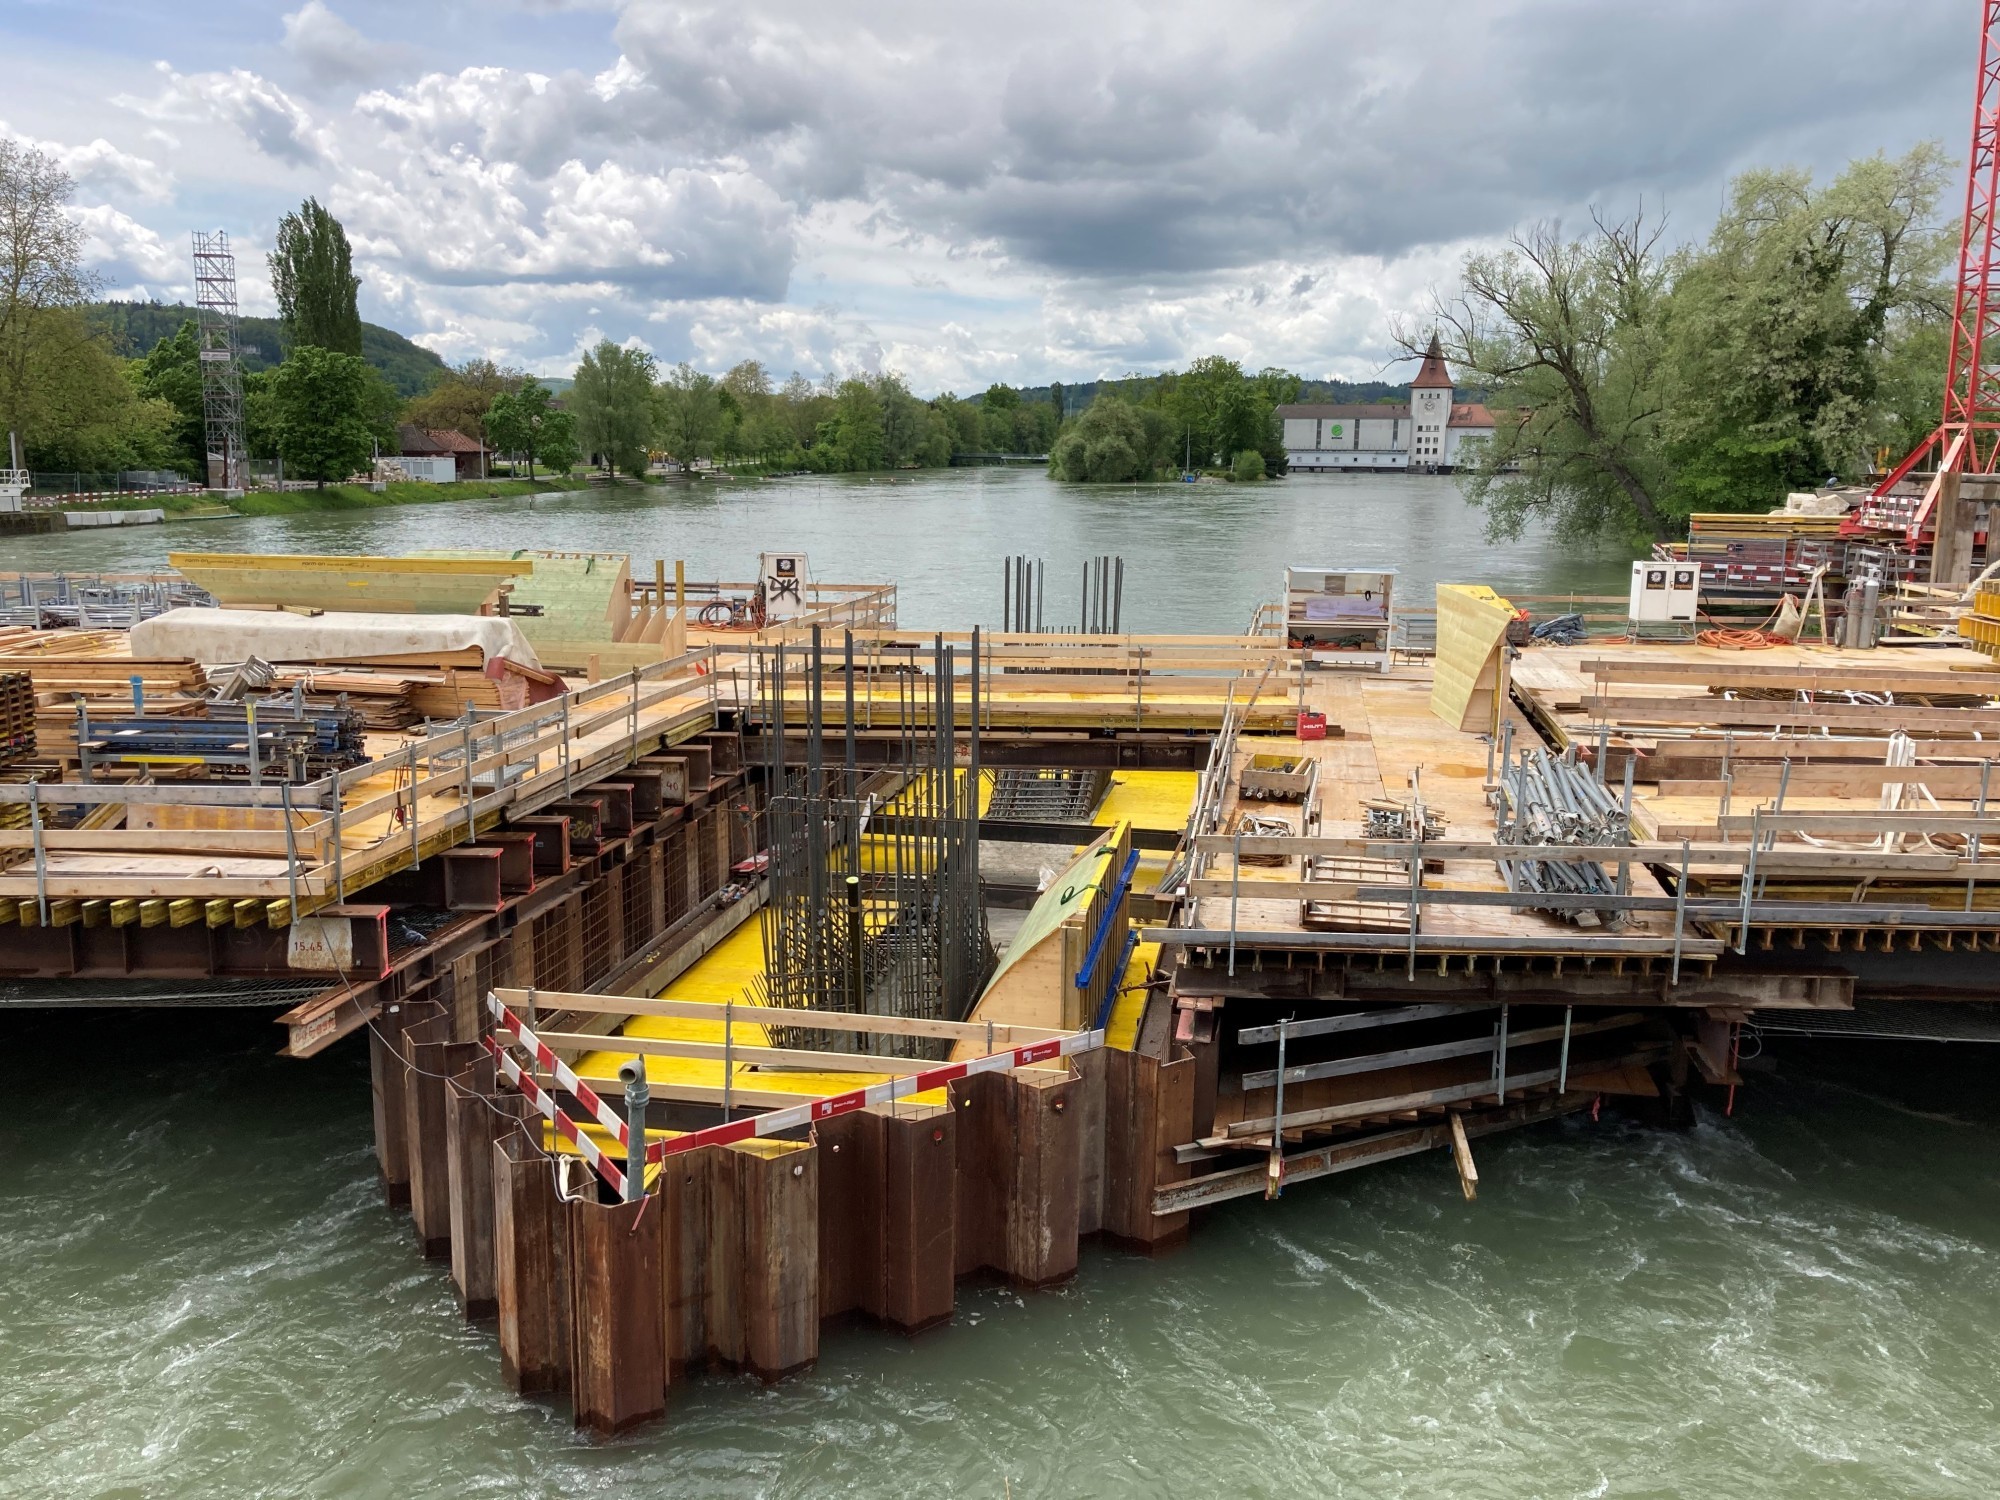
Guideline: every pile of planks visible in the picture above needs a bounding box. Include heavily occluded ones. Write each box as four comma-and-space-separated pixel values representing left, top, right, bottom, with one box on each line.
0, 672, 32, 765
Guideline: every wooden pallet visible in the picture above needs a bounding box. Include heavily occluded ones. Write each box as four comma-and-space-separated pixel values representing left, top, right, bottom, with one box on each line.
1299, 853, 1411, 932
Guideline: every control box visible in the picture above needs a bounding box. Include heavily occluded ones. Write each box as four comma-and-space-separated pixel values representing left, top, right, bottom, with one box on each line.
1628, 561, 1700, 623
759, 552, 811, 622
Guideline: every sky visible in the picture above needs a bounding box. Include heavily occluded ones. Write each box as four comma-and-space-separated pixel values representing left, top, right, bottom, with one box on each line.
0, 0, 1975, 393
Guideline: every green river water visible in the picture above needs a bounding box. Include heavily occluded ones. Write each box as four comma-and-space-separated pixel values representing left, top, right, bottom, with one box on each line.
2, 471, 1997, 1498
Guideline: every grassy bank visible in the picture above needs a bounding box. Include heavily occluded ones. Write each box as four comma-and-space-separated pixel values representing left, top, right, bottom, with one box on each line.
45, 475, 596, 520
226, 476, 593, 516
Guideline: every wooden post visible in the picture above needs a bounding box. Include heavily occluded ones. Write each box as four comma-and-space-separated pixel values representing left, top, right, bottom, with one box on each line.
494, 1127, 573, 1395
1930, 470, 1970, 586
1448, 1111, 1479, 1201
568, 1193, 666, 1436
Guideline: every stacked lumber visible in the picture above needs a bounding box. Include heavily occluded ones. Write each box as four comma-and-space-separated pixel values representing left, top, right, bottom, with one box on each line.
0, 672, 33, 765
6, 655, 207, 704
0, 627, 133, 659
265, 670, 420, 729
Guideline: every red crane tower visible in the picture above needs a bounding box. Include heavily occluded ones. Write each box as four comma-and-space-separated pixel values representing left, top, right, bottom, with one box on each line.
1866, 0, 2000, 552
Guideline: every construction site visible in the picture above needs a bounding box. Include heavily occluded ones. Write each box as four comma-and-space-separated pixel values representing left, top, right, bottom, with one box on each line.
3, 6, 2000, 1448
1, 463, 1998, 1432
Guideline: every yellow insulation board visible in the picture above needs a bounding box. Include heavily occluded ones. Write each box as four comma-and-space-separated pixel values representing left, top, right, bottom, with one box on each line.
1430, 583, 1515, 734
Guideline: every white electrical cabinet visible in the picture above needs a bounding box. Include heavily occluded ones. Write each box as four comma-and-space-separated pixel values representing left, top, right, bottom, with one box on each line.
1628, 561, 1700, 623
1285, 565, 1395, 672
759, 551, 812, 622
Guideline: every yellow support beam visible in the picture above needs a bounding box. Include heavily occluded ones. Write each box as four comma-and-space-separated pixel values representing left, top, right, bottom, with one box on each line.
48, 899, 80, 927
232, 898, 262, 929
80, 899, 108, 928
16, 900, 40, 929
110, 898, 141, 927
168, 898, 201, 928
205, 898, 233, 928
0, 897, 15, 925
265, 898, 292, 929
139, 899, 169, 928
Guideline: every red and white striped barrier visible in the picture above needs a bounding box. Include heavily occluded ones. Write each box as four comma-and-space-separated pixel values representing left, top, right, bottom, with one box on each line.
647, 1026, 1104, 1159
482, 1035, 629, 1197
482, 990, 1105, 1184
487, 993, 640, 1153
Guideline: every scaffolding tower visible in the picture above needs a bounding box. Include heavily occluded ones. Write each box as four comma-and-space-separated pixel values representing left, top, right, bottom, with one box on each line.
755, 626, 993, 1059
192, 231, 246, 492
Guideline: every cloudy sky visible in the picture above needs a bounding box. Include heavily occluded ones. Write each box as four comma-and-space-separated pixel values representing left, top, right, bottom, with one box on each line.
0, 0, 1972, 392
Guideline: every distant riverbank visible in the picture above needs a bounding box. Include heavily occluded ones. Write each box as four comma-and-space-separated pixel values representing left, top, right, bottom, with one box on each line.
40, 475, 596, 522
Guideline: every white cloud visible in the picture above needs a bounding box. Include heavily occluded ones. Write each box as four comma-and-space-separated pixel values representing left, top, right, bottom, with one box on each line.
281, 2, 410, 93
0, 121, 175, 203
119, 65, 332, 168
68, 203, 186, 287
19, 0, 1970, 390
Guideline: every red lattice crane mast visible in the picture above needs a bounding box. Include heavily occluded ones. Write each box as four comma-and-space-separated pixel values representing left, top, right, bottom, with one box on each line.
1870, 0, 2000, 544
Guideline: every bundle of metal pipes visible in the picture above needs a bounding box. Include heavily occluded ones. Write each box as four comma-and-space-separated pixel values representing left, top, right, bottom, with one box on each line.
1497, 746, 1630, 927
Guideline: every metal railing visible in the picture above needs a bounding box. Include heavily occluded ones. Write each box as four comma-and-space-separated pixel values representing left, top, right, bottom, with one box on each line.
0, 645, 722, 916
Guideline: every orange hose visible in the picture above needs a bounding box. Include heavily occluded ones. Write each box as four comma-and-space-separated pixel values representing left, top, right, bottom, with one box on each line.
1697, 627, 1778, 650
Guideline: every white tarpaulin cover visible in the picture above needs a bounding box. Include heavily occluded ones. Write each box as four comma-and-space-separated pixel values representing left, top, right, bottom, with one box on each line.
130, 608, 542, 669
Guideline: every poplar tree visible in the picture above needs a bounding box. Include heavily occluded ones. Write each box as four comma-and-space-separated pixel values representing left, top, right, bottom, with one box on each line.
269, 198, 363, 356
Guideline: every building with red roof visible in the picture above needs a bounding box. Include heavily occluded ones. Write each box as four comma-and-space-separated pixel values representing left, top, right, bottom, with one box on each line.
1276, 333, 1495, 474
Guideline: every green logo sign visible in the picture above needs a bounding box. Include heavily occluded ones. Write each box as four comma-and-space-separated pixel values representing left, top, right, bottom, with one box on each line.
1327, 423, 1344, 438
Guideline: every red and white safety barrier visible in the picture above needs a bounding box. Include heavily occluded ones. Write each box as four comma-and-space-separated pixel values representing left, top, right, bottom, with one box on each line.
486, 993, 640, 1152
482, 1035, 629, 1197
482, 989, 1105, 1184
648, 1024, 1104, 1160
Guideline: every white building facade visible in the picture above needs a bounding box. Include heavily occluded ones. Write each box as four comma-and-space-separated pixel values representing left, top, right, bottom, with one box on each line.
1279, 335, 1494, 474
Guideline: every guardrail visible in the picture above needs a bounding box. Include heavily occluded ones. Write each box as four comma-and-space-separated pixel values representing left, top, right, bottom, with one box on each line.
0, 645, 721, 916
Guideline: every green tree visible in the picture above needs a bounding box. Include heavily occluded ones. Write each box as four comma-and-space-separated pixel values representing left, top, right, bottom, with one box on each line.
1049, 395, 1173, 482
269, 344, 376, 487
132, 318, 206, 475
402, 357, 526, 445
485, 379, 577, 480
0, 140, 97, 470
808, 377, 886, 472
269, 198, 363, 356
1232, 448, 1265, 482
655, 362, 724, 469
1658, 145, 1952, 513
571, 341, 657, 476
1423, 213, 1679, 542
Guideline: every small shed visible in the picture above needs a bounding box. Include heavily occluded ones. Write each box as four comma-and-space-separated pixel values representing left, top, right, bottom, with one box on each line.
396, 425, 489, 481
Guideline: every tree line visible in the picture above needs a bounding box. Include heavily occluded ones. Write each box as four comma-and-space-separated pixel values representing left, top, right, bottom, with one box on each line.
1426, 145, 1954, 543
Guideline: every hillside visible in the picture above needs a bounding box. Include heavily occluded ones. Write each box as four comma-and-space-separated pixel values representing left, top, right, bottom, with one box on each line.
87, 301, 450, 397
997, 376, 1418, 411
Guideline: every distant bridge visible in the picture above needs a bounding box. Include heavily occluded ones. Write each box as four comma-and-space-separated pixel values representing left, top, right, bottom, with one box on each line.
949, 452, 1049, 466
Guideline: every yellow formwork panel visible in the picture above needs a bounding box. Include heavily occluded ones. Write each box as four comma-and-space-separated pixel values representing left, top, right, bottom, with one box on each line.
1095, 770, 1197, 832
1103, 941, 1160, 1052
1431, 583, 1515, 734
571, 915, 949, 1106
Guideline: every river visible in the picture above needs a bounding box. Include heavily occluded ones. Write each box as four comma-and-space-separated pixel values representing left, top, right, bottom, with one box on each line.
7, 469, 1633, 632
3, 471, 1997, 1498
